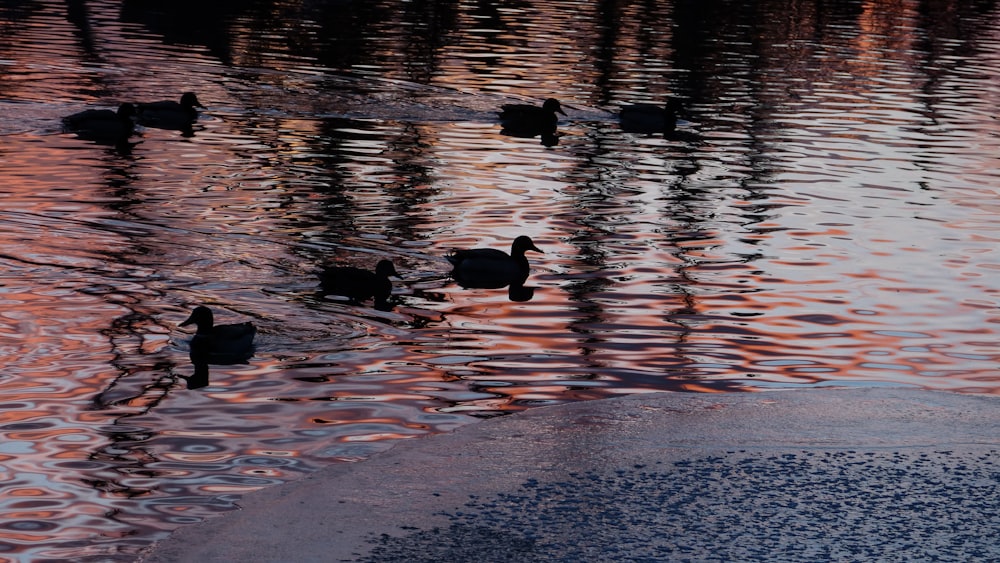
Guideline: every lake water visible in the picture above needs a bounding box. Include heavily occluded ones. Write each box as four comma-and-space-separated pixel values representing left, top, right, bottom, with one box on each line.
2, 0, 1000, 559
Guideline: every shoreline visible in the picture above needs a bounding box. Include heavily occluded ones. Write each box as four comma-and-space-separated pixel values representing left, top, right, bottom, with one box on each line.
140, 387, 1000, 562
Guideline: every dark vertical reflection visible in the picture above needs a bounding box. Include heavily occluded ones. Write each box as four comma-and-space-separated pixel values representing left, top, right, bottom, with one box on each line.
120, 0, 250, 64
65, 0, 97, 59
391, 0, 459, 83
916, 0, 1000, 96
120, 0, 462, 80
0, 0, 39, 34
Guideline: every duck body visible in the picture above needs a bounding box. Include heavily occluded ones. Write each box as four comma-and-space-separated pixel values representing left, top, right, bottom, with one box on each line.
180, 305, 256, 365
447, 235, 542, 289
499, 98, 565, 138
63, 103, 136, 143
319, 259, 398, 308
137, 92, 203, 130
619, 98, 682, 135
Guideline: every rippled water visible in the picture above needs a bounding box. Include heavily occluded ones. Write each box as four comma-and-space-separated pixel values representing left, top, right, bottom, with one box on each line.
2, 0, 1000, 559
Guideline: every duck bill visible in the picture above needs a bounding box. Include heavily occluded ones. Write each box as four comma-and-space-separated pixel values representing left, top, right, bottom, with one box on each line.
179, 313, 196, 327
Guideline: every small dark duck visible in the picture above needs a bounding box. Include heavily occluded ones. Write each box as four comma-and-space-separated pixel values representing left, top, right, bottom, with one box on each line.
137, 92, 203, 130
319, 259, 399, 309
447, 235, 543, 289
180, 305, 256, 365
499, 98, 566, 139
619, 98, 683, 135
62, 103, 136, 143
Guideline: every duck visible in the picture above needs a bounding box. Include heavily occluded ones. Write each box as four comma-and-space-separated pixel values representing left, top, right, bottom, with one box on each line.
319, 259, 399, 309
136, 92, 203, 131
179, 305, 256, 365
499, 98, 566, 138
447, 235, 543, 289
62, 103, 136, 143
619, 97, 683, 135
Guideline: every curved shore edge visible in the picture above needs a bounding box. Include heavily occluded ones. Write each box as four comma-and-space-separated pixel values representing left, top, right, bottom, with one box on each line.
139, 387, 1000, 562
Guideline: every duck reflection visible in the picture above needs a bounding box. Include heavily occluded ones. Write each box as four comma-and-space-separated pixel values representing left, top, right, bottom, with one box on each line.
178, 364, 210, 390
447, 235, 543, 301
179, 306, 256, 388
499, 98, 565, 146
506, 284, 536, 302
318, 259, 400, 311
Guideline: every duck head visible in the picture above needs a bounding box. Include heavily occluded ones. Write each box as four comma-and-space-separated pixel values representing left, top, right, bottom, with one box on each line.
117, 103, 137, 119
180, 92, 204, 109
180, 306, 214, 332
542, 98, 566, 116
375, 259, 399, 278
511, 235, 543, 256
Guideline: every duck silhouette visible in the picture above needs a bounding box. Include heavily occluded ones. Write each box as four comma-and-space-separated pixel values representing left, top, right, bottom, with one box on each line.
137, 92, 203, 132
447, 235, 543, 290
180, 305, 256, 365
319, 259, 399, 310
619, 98, 683, 135
62, 103, 136, 144
499, 98, 565, 140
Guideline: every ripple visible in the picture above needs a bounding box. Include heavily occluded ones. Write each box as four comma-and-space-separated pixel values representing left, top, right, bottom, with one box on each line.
2, 0, 1000, 560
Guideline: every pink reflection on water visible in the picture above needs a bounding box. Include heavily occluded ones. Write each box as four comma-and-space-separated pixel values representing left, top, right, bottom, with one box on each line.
0, 0, 999, 559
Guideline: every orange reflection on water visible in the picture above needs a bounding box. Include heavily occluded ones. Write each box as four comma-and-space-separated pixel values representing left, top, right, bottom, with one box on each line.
5, 509, 59, 520
678, 383, 732, 394
200, 485, 268, 494
1, 1, 1000, 560
341, 432, 419, 443
7, 488, 56, 500
158, 453, 233, 464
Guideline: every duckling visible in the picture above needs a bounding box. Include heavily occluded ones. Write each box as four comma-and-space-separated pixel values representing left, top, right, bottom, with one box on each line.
62, 103, 136, 143
319, 259, 399, 309
180, 305, 256, 365
137, 92, 203, 130
619, 98, 683, 135
499, 98, 566, 138
447, 235, 543, 289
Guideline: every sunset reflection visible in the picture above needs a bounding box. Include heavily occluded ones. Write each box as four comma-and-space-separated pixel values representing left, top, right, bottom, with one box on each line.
1, 0, 1000, 559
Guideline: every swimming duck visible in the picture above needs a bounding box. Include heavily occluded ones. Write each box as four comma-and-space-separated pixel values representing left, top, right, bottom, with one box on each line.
62, 103, 136, 143
447, 235, 543, 289
136, 92, 203, 130
319, 259, 399, 309
619, 98, 683, 135
499, 98, 566, 138
180, 305, 256, 365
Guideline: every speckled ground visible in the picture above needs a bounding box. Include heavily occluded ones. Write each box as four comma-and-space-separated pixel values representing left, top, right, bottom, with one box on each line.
141, 388, 1000, 563
362, 448, 999, 562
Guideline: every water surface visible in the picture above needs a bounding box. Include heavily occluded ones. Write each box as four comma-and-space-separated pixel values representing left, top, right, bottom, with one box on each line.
1, 0, 1000, 559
